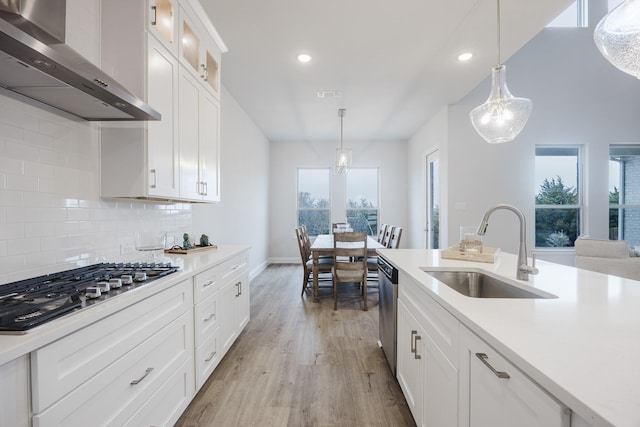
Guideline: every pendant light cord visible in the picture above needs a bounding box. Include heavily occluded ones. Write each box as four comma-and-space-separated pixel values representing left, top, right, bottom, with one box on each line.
496, 0, 501, 66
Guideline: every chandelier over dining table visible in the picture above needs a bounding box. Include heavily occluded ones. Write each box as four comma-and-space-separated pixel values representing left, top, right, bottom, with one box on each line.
335, 108, 351, 175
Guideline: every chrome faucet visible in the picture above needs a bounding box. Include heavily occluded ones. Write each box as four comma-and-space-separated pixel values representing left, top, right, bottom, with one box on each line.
476, 204, 539, 281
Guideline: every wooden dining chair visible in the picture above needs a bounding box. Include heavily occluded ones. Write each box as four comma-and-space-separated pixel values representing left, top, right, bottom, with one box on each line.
389, 227, 403, 249
295, 226, 332, 296
381, 226, 395, 248
332, 232, 368, 310
377, 224, 388, 244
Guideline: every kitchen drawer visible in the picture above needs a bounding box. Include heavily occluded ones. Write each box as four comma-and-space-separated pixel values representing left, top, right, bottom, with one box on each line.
194, 290, 219, 344
399, 273, 459, 366
124, 357, 194, 427
193, 265, 219, 302
31, 279, 192, 412
195, 327, 220, 390
219, 252, 249, 282
33, 311, 193, 427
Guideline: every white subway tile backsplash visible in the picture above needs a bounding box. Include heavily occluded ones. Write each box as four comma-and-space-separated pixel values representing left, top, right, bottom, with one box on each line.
7, 238, 40, 256
6, 207, 39, 223
0, 223, 25, 240
0, 92, 193, 284
6, 174, 38, 192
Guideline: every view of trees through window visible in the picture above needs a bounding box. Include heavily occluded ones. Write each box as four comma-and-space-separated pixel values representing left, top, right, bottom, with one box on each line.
297, 168, 330, 235
610, 145, 640, 247
346, 168, 379, 236
535, 147, 581, 248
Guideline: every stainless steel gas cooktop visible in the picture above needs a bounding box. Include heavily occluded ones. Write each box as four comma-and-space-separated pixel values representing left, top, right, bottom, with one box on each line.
0, 262, 180, 334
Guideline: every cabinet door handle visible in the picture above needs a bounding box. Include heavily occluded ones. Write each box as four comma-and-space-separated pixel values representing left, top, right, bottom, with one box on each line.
201, 64, 208, 80
150, 169, 157, 189
205, 351, 217, 362
204, 313, 215, 322
410, 330, 418, 353
151, 5, 157, 25
414, 336, 422, 360
202, 181, 208, 196
476, 353, 510, 379
235, 281, 241, 297
130, 367, 153, 385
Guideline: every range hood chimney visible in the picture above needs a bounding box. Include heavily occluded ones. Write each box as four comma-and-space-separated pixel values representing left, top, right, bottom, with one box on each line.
0, 0, 161, 121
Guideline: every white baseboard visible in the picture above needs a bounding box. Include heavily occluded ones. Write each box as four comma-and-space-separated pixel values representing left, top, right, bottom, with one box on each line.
269, 257, 299, 264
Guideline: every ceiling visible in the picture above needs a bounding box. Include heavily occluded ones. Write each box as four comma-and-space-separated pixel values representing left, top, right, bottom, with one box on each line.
200, 0, 573, 141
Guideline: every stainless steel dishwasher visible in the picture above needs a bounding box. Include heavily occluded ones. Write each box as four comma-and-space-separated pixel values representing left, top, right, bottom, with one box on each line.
378, 255, 398, 375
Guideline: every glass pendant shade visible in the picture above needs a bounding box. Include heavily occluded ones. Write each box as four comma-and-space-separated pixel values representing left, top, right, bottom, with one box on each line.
470, 65, 533, 144
335, 148, 352, 175
594, 0, 640, 79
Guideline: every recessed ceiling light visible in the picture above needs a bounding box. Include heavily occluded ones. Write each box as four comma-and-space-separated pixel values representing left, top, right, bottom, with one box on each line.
458, 52, 473, 62
297, 53, 312, 63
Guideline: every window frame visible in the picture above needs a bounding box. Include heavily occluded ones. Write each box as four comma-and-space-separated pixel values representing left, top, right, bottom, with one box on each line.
345, 167, 380, 236
534, 145, 584, 249
297, 167, 331, 236
609, 145, 640, 245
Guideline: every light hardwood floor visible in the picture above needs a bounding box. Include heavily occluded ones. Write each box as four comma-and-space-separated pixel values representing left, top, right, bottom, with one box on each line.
175, 264, 416, 427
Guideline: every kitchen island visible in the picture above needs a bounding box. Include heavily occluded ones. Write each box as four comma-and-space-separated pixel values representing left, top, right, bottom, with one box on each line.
378, 248, 640, 427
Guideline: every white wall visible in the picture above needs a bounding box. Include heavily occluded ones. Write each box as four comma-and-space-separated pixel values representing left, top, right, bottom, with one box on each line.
269, 139, 408, 262
192, 87, 270, 276
441, 25, 640, 264
407, 107, 449, 249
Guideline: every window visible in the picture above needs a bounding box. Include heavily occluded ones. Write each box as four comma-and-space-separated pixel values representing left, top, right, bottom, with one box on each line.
297, 168, 330, 235
535, 146, 582, 248
547, 0, 587, 28
609, 145, 640, 246
346, 168, 379, 236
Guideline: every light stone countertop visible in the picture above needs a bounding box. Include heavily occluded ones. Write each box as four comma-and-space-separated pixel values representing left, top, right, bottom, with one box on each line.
0, 245, 250, 367
377, 248, 640, 427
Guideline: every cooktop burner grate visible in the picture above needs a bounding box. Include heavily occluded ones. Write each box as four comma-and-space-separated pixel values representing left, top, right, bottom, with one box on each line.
0, 262, 180, 333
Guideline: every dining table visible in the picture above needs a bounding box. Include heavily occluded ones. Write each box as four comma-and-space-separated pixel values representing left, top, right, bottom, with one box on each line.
310, 234, 385, 302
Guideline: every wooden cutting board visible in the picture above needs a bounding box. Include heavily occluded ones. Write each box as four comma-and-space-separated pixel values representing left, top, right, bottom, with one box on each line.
164, 245, 218, 254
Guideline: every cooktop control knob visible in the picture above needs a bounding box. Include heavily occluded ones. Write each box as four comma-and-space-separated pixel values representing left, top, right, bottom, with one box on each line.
109, 278, 123, 289
134, 272, 147, 282
121, 275, 133, 285
96, 281, 110, 292
85, 287, 101, 299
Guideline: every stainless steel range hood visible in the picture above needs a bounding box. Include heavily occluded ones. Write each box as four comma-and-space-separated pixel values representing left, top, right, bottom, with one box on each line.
0, 0, 160, 121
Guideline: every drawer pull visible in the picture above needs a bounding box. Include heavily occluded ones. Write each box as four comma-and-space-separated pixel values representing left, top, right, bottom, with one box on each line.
202, 280, 214, 288
476, 353, 510, 379
204, 313, 215, 322
205, 351, 217, 362
414, 336, 422, 360
130, 367, 153, 385
410, 330, 418, 353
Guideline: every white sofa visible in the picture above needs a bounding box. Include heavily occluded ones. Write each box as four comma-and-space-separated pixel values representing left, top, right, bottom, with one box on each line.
574, 238, 640, 281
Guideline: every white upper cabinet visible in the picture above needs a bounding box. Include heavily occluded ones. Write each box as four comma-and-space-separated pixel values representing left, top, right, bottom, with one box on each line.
148, 0, 179, 56
100, 0, 179, 200
100, 0, 225, 203
179, 1, 222, 100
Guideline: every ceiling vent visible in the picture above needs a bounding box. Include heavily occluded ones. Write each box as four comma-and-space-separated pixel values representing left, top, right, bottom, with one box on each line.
316, 90, 342, 98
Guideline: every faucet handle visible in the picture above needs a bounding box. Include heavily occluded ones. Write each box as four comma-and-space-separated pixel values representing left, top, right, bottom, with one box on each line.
528, 253, 539, 275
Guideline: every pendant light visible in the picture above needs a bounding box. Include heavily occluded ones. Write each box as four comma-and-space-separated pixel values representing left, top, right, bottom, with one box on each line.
470, 0, 533, 144
335, 108, 351, 175
594, 0, 640, 79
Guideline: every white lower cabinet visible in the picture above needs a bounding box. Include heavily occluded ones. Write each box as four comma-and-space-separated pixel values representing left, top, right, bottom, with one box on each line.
192, 250, 250, 389
0, 356, 30, 427
397, 272, 458, 427
31, 279, 194, 427
398, 272, 573, 427
460, 326, 570, 427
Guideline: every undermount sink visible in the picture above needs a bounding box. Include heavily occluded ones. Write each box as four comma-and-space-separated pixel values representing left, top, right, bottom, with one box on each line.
422, 269, 557, 299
